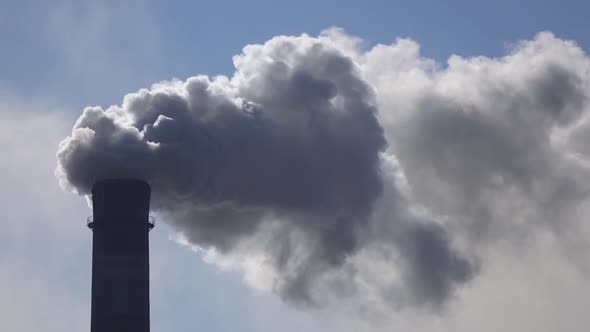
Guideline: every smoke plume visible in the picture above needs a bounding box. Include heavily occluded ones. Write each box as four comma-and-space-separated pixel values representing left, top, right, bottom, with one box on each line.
57, 29, 590, 311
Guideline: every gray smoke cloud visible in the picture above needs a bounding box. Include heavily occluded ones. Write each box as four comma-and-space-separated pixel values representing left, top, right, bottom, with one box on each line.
56, 29, 590, 312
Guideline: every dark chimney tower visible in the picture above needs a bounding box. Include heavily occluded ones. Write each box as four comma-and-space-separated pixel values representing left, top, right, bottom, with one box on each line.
88, 178, 154, 332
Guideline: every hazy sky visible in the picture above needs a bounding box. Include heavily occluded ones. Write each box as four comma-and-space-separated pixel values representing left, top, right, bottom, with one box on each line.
2, 1, 590, 331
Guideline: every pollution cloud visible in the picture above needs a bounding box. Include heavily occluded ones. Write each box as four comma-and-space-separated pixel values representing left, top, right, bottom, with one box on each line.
56, 29, 590, 312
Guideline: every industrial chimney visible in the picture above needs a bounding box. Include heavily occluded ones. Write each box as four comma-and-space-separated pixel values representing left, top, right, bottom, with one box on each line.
87, 178, 154, 332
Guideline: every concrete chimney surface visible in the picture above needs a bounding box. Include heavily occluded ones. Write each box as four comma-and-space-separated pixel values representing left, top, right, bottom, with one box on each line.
90, 178, 152, 332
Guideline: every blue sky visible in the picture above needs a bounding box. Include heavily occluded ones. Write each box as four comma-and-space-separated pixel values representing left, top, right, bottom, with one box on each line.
2, 0, 588, 108
2, 1, 590, 331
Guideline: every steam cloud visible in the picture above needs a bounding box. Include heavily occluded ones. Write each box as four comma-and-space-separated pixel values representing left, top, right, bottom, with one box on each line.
57, 29, 590, 311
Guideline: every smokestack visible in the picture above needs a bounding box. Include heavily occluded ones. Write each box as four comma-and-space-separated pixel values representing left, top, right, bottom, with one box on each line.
87, 178, 154, 332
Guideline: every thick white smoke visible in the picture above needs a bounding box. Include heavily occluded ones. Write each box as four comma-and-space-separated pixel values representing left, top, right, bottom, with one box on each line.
57, 29, 590, 312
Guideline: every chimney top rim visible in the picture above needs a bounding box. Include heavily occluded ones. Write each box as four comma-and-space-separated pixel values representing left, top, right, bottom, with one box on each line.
92, 178, 149, 187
